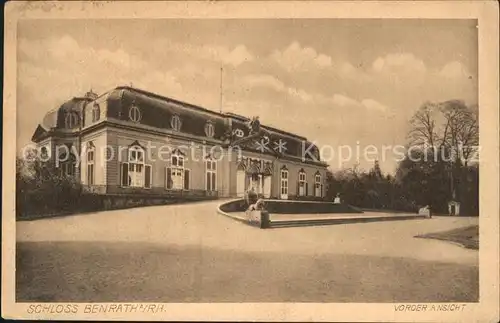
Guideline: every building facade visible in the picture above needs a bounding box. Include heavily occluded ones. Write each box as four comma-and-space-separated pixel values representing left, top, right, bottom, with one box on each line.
31, 86, 328, 200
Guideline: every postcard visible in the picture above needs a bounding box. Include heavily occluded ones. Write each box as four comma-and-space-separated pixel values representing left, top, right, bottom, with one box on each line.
2, 1, 499, 321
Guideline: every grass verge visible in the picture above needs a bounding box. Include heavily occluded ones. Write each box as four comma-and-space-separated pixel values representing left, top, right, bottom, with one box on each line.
415, 225, 479, 250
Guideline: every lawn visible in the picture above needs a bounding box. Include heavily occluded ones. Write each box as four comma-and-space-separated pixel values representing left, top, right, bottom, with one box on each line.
415, 225, 479, 250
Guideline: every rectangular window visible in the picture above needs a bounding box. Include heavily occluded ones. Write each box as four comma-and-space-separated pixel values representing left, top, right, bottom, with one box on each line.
206, 160, 217, 191
172, 168, 183, 189
129, 164, 144, 187
280, 170, 288, 198
166, 167, 184, 190
122, 161, 147, 188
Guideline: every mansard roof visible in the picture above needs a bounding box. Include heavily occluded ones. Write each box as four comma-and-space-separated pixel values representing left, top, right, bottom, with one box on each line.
32, 85, 324, 164
105, 86, 229, 141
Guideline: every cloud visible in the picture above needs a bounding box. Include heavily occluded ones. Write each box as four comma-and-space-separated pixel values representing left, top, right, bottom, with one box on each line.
241, 74, 286, 92
133, 71, 183, 97
372, 53, 427, 75
332, 94, 361, 107
223, 45, 254, 66
438, 61, 470, 79
16, 34, 220, 151
19, 34, 146, 70
361, 99, 389, 112
271, 41, 332, 71
239, 72, 392, 118
287, 88, 314, 102
163, 41, 254, 67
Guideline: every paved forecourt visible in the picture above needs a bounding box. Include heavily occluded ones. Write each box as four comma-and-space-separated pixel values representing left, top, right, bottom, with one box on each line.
17, 200, 478, 265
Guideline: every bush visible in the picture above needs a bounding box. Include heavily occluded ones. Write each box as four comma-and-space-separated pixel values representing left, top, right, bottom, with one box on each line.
16, 155, 84, 219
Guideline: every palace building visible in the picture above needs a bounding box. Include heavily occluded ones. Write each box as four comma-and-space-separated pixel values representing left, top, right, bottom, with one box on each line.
31, 86, 328, 200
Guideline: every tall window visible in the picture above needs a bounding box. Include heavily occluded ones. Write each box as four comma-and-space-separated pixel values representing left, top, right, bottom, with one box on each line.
298, 170, 307, 196
206, 158, 217, 191
280, 168, 288, 199
171, 115, 182, 131
92, 104, 100, 122
65, 112, 79, 128
120, 145, 152, 188
129, 105, 141, 122
87, 143, 95, 185
205, 121, 215, 138
315, 173, 322, 197
166, 151, 190, 190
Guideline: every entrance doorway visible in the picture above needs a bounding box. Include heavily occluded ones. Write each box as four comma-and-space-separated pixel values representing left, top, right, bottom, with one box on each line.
263, 176, 271, 198
236, 169, 245, 197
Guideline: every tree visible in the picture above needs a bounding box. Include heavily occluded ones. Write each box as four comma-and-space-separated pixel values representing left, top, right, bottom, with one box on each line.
403, 100, 479, 213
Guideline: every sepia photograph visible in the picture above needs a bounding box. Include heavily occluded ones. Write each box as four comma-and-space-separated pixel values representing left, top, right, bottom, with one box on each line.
3, 1, 499, 322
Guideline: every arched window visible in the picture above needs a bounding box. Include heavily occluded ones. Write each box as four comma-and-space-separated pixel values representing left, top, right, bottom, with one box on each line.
298, 169, 307, 196
92, 104, 101, 122
205, 121, 215, 138
65, 112, 79, 128
171, 115, 182, 131
129, 105, 141, 122
86, 142, 95, 185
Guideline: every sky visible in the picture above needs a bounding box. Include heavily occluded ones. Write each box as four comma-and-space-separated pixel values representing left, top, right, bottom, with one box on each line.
17, 19, 478, 174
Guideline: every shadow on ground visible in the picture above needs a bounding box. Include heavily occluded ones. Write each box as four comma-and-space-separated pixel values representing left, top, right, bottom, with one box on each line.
16, 241, 478, 303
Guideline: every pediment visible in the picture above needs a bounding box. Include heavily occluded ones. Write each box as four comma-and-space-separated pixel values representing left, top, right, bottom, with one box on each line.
31, 124, 49, 142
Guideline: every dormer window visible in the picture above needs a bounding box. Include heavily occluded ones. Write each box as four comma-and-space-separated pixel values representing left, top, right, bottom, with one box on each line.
129, 105, 141, 123
171, 115, 182, 131
204, 121, 215, 138
92, 104, 101, 122
65, 112, 79, 128
234, 129, 244, 138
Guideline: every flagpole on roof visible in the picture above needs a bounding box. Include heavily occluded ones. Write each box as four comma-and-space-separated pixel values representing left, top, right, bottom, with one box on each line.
219, 65, 223, 114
